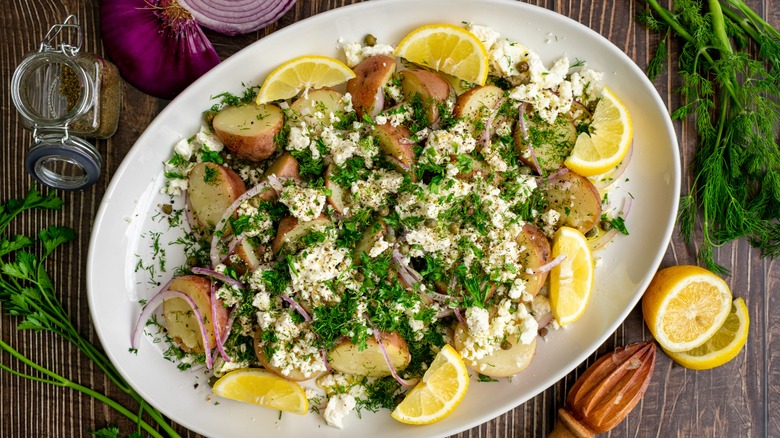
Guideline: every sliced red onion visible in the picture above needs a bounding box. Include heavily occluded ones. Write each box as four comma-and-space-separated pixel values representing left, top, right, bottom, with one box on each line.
454, 307, 467, 327
591, 144, 634, 190
547, 167, 570, 181
226, 235, 244, 259
210, 181, 271, 267
536, 312, 554, 329
480, 98, 505, 149
531, 254, 566, 274
426, 291, 457, 304
369, 88, 386, 118
131, 284, 213, 369
209, 280, 230, 363
280, 293, 312, 322
266, 175, 285, 194
435, 308, 454, 319
100, 0, 220, 99
179, 0, 295, 36
590, 196, 633, 252
320, 349, 333, 373
191, 266, 245, 290
367, 324, 415, 387
518, 104, 543, 175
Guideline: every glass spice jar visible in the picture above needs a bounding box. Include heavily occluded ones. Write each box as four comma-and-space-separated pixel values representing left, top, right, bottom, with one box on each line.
11, 15, 121, 191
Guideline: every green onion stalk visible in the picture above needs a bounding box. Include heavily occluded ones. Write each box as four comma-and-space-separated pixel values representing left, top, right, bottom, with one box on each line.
0, 188, 181, 437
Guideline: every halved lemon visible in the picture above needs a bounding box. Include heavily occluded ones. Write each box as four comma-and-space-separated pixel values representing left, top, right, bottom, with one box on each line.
395, 24, 489, 86
549, 226, 594, 326
665, 297, 749, 370
212, 368, 308, 415
256, 55, 356, 104
642, 265, 732, 353
391, 344, 469, 425
564, 87, 633, 176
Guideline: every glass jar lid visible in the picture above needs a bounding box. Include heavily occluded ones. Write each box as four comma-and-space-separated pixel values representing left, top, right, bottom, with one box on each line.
25, 133, 102, 191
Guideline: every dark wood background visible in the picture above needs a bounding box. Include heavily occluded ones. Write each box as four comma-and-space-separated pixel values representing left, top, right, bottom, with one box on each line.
1, 0, 777, 437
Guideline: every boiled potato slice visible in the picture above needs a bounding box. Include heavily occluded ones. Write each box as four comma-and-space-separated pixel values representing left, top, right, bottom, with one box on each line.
188, 162, 246, 232
163, 275, 227, 354
290, 89, 347, 125
328, 332, 411, 377
400, 69, 452, 125
324, 164, 350, 214
516, 224, 552, 297
515, 111, 576, 175
541, 170, 602, 234
453, 85, 503, 127
271, 215, 332, 254
213, 103, 283, 162
373, 123, 416, 171
346, 55, 396, 118
452, 322, 537, 378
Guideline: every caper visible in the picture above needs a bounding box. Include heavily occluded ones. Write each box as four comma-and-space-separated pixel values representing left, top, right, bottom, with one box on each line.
449, 223, 459, 234
186, 256, 199, 267
585, 227, 599, 238
600, 219, 613, 231
539, 327, 549, 337
208, 375, 219, 387
500, 340, 513, 350
425, 218, 437, 228
354, 273, 365, 284
379, 205, 390, 216
518, 166, 532, 175
516, 61, 529, 72
364, 34, 377, 47
385, 233, 396, 243
161, 204, 173, 215
400, 244, 411, 255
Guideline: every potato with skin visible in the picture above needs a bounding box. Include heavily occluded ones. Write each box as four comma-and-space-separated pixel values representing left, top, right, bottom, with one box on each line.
188, 162, 246, 232
253, 328, 323, 382
163, 275, 228, 354
516, 224, 552, 297
453, 84, 503, 121
373, 122, 416, 171
212, 103, 283, 162
400, 69, 452, 124
262, 152, 300, 180
290, 89, 347, 124
453, 322, 537, 378
515, 110, 576, 175
352, 220, 387, 262
328, 332, 411, 377
541, 170, 602, 234
346, 55, 396, 118
324, 164, 350, 214
271, 215, 332, 254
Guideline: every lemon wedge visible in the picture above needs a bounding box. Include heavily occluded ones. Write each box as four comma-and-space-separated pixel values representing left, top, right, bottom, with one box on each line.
212, 368, 308, 415
664, 297, 749, 370
391, 344, 469, 425
395, 24, 489, 86
256, 55, 356, 104
564, 87, 633, 176
549, 226, 594, 326
642, 265, 733, 353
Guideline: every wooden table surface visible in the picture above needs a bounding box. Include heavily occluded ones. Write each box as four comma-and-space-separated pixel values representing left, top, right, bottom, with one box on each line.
1, 0, 777, 437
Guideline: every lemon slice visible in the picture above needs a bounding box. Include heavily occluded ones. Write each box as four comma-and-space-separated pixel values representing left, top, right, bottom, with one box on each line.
395, 24, 489, 86
642, 265, 732, 353
665, 297, 749, 370
549, 226, 594, 326
391, 344, 469, 425
212, 368, 308, 415
564, 87, 633, 176
256, 55, 356, 104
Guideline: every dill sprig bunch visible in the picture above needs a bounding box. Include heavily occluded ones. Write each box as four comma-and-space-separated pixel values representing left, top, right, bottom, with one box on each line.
639, 0, 780, 273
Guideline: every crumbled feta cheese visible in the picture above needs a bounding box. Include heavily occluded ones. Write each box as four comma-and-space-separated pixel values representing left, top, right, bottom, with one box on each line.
280, 184, 327, 222
467, 24, 501, 50
195, 124, 224, 152
324, 394, 356, 428
173, 138, 194, 161
466, 307, 490, 334
342, 42, 395, 67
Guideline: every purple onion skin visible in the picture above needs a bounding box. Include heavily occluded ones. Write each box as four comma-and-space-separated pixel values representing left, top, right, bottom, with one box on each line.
100, 0, 220, 99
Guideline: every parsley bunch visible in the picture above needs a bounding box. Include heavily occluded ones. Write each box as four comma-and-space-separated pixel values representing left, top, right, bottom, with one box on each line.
0, 189, 180, 437
639, 0, 780, 273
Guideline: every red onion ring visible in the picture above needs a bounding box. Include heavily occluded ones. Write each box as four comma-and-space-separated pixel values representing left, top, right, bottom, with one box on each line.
280, 293, 312, 322
518, 103, 543, 175
589, 196, 633, 252
179, 0, 295, 36
320, 349, 333, 373
547, 167, 570, 181
226, 235, 244, 260
531, 254, 566, 274
209, 280, 230, 363
210, 181, 271, 267
191, 266, 245, 290
454, 307, 467, 327
131, 283, 213, 369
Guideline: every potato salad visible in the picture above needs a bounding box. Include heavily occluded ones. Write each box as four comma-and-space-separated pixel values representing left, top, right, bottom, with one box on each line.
143, 22, 630, 429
